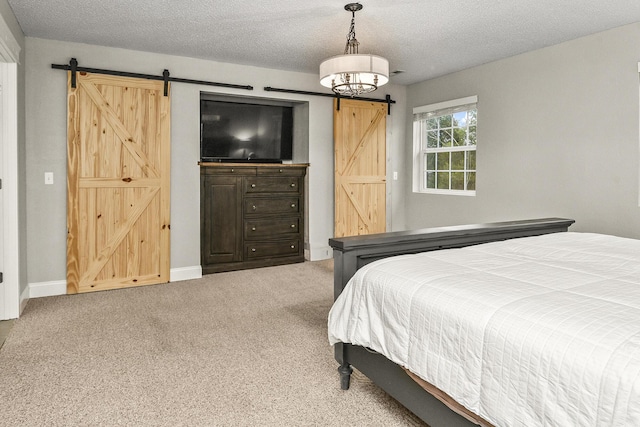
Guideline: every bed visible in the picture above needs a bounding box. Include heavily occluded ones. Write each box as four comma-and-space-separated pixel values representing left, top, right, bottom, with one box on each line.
327, 218, 640, 427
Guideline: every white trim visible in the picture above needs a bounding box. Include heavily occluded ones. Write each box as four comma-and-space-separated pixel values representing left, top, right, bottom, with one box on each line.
412, 120, 422, 192
421, 189, 477, 197
1, 62, 19, 319
0, 17, 20, 319
29, 280, 67, 299
309, 245, 333, 261
19, 284, 28, 312
413, 95, 478, 115
0, 65, 3, 322
0, 15, 20, 63
29, 266, 205, 298
638, 62, 640, 207
413, 97, 478, 195
169, 266, 202, 282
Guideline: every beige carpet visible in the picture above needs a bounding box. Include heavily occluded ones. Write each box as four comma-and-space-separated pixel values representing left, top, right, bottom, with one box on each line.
0, 261, 426, 426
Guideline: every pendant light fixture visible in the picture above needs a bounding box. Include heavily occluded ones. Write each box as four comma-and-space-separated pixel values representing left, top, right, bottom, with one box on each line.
319, 3, 389, 97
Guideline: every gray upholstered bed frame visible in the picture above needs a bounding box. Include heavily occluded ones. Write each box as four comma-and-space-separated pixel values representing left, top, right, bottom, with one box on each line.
328, 217, 575, 427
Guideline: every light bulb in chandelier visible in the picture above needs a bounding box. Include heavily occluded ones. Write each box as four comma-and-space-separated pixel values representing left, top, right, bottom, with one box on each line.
319, 3, 389, 97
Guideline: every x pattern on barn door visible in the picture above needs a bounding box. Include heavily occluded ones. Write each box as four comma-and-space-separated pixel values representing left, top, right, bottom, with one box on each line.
67, 72, 171, 294
334, 99, 386, 238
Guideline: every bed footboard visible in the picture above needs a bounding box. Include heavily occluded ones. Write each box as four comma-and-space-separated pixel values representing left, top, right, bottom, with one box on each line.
329, 217, 575, 300
328, 217, 575, 427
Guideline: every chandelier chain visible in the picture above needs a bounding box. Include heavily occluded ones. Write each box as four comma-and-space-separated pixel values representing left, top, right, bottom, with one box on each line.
344, 13, 359, 55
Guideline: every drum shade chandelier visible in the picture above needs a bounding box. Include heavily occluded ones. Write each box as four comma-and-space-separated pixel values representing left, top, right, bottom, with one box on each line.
319, 3, 389, 97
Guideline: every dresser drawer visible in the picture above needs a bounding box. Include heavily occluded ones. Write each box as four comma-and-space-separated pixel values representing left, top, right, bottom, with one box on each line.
201, 166, 257, 176
245, 240, 301, 260
244, 197, 300, 215
244, 217, 300, 239
256, 167, 306, 176
245, 176, 301, 193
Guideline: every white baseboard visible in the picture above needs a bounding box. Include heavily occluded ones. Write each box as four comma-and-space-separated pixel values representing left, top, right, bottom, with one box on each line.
29, 280, 67, 298
309, 245, 333, 261
169, 265, 202, 282
19, 285, 30, 314
29, 266, 204, 299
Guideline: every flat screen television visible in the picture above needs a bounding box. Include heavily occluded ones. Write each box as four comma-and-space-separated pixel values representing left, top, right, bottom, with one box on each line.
200, 98, 293, 163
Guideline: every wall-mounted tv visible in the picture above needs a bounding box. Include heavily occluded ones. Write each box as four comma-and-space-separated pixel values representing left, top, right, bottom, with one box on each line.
200, 96, 293, 163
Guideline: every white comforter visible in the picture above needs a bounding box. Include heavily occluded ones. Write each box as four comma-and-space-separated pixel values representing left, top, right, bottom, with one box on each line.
328, 232, 640, 427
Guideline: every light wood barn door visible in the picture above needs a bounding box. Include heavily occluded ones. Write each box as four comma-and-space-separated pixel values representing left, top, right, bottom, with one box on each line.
67, 72, 171, 294
334, 99, 386, 237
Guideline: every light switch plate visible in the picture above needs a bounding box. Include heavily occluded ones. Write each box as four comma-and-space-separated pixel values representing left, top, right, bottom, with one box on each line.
45, 172, 54, 185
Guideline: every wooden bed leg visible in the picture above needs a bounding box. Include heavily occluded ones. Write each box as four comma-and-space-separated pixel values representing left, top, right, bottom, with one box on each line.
338, 363, 353, 390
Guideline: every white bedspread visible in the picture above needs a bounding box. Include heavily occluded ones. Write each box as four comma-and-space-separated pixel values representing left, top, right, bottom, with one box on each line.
328, 232, 640, 427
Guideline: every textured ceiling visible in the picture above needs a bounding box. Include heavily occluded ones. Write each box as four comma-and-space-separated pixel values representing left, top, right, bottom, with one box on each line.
7, 0, 640, 86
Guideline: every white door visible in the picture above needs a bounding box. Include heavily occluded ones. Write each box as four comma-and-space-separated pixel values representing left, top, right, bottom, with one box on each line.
0, 62, 19, 320
0, 71, 4, 320
0, 15, 20, 320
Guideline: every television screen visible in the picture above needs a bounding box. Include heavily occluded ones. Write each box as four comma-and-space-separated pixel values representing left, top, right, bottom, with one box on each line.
200, 99, 293, 162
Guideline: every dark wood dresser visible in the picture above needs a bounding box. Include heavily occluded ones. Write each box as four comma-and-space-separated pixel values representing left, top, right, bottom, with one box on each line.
200, 163, 308, 274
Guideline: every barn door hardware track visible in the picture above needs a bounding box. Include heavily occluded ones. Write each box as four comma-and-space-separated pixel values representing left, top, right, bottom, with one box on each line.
263, 86, 395, 115
52, 58, 254, 96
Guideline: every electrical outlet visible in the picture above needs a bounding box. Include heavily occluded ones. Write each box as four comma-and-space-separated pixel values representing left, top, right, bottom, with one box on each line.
393, 171, 398, 180
44, 172, 54, 185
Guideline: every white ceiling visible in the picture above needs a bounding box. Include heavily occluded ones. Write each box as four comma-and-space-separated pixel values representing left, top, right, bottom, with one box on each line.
7, 0, 640, 86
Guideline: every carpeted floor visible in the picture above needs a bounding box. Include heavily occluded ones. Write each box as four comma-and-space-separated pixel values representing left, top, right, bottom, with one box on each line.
0, 261, 426, 426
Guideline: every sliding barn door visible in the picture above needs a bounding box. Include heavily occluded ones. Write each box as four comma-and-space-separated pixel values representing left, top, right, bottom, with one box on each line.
334, 99, 387, 237
67, 72, 171, 294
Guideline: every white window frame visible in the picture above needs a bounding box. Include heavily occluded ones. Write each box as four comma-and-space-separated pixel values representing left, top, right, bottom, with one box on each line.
412, 95, 478, 196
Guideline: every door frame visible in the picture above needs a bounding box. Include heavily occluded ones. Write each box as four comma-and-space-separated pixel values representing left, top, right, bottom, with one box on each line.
0, 14, 21, 319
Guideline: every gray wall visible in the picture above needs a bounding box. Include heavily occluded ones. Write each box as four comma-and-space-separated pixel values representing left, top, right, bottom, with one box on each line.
404, 22, 640, 239
14, 15, 640, 288
24, 37, 406, 284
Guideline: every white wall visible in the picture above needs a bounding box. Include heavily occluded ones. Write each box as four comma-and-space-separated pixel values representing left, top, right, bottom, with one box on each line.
404, 23, 640, 239
25, 37, 406, 285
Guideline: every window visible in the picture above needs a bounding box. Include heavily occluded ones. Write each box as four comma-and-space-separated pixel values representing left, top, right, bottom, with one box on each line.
413, 96, 477, 195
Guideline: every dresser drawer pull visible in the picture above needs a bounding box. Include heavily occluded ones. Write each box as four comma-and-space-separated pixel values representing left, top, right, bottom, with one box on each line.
231, 169, 234, 172
291, 245, 295, 249
251, 248, 256, 252
279, 169, 283, 173
252, 205, 257, 210
291, 224, 296, 228
251, 184, 256, 188
290, 183, 296, 187
252, 227, 256, 231
291, 204, 296, 208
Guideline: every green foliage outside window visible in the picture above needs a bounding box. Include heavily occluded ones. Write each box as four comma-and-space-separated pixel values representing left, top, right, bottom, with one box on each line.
422, 107, 477, 192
